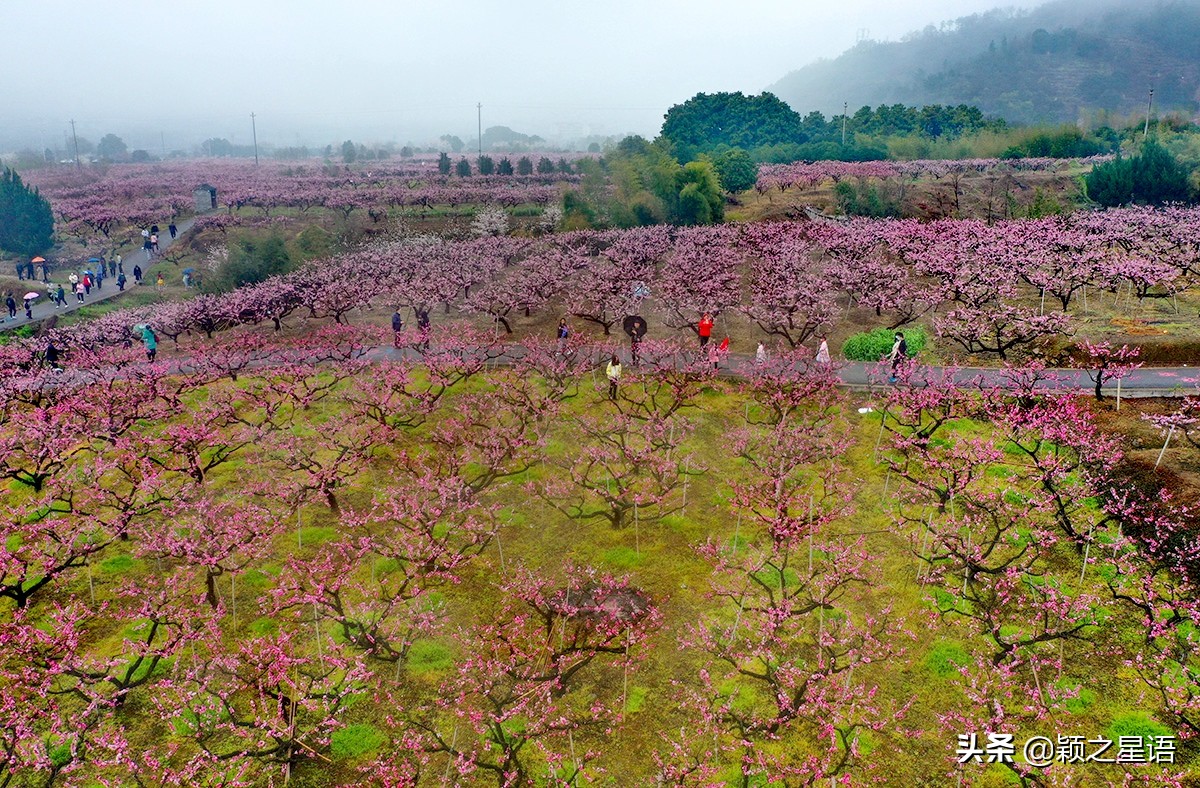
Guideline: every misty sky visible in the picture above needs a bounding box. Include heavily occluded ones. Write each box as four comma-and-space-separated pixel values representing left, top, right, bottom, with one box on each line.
3, 0, 1035, 152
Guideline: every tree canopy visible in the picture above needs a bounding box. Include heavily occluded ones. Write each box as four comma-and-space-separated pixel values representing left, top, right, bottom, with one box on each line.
660, 92, 805, 159
1085, 139, 1194, 207
0, 167, 54, 257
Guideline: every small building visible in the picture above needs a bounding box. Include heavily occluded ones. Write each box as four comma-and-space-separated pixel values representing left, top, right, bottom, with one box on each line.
193, 184, 217, 213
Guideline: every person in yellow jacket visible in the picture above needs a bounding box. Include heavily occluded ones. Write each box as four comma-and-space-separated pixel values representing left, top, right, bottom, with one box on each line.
605, 354, 622, 401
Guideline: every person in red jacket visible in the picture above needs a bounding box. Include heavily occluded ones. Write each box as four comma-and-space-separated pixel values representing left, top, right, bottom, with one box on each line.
698, 312, 714, 347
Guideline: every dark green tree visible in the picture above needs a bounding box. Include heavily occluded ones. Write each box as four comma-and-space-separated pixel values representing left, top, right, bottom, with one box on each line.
341, 140, 357, 163
0, 168, 54, 256
455, 158, 472, 177
673, 160, 724, 224
96, 134, 128, 161
660, 92, 804, 159
1086, 140, 1193, 206
712, 148, 757, 193
497, 157, 514, 176
477, 155, 495, 176
207, 233, 293, 292
438, 152, 451, 176
516, 156, 534, 175
536, 156, 556, 174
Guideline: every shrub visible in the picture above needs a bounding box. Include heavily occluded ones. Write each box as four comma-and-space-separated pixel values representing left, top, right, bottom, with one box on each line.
841, 327, 926, 361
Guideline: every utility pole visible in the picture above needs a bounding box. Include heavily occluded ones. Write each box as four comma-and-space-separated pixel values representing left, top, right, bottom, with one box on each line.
69, 119, 80, 168
160, 131, 166, 159
1144, 88, 1154, 139
841, 102, 848, 147
477, 102, 482, 158
251, 112, 259, 165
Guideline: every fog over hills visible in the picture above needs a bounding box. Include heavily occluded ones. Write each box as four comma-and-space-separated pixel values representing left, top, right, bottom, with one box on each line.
768, 0, 1200, 124
2, 0, 1026, 157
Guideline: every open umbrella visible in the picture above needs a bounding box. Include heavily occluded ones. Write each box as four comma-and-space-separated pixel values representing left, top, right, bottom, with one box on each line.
83, 270, 94, 276
23, 292, 40, 300
31, 257, 45, 263
87, 257, 102, 263
182, 267, 195, 274
131, 323, 148, 334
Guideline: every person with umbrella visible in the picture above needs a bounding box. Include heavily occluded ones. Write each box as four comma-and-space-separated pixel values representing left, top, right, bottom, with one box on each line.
23, 292, 37, 320
182, 268, 194, 288
33, 257, 48, 282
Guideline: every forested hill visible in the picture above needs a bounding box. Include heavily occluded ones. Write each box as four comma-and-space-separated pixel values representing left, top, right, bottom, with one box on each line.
768, 0, 1200, 125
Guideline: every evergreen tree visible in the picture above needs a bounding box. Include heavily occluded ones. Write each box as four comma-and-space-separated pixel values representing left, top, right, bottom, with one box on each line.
0, 167, 54, 256
1086, 140, 1193, 206
438, 152, 451, 175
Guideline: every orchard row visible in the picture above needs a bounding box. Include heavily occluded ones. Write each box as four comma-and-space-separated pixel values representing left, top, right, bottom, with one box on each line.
6, 205, 1198, 371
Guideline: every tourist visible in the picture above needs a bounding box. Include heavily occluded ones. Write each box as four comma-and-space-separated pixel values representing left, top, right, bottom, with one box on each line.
44, 341, 62, 372
391, 309, 404, 347
55, 284, 66, 307
115, 253, 123, 274
156, 273, 165, 290
14, 262, 24, 281
755, 342, 767, 365
75, 281, 86, 303
415, 307, 431, 350
141, 325, 158, 362
168, 223, 177, 239
132, 264, 143, 284
698, 312, 714, 347
23, 295, 34, 320
816, 336, 831, 365
82, 273, 91, 295
5, 292, 16, 321
606, 354, 622, 401
117, 272, 127, 291
150, 233, 159, 253
556, 317, 569, 354
888, 331, 908, 383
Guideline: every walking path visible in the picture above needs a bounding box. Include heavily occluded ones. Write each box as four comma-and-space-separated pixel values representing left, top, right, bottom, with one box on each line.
0, 218, 196, 332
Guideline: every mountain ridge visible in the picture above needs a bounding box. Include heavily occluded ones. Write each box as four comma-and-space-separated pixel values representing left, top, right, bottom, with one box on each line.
767, 0, 1200, 125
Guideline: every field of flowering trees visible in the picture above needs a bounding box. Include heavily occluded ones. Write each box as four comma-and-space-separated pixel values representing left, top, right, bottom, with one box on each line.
21, 159, 587, 260
3, 155, 1200, 786
0, 321, 1198, 785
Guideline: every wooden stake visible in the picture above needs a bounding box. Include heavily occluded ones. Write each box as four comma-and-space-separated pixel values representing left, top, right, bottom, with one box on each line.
1116, 377, 1122, 411
1155, 425, 1176, 469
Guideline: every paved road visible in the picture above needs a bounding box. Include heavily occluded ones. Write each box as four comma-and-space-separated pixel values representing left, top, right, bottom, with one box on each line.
0, 218, 195, 333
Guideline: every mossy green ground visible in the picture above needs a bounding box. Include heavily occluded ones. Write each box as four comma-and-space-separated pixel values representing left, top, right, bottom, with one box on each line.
4, 365, 1195, 786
